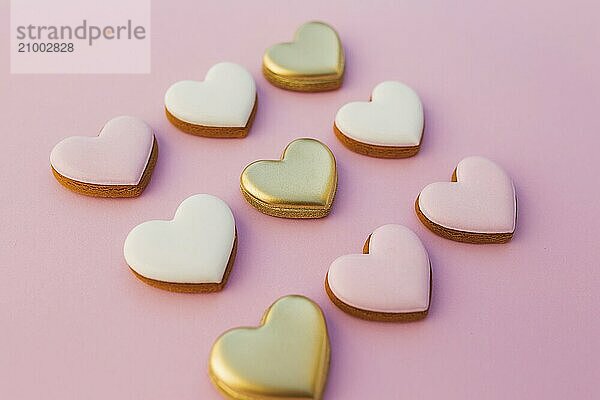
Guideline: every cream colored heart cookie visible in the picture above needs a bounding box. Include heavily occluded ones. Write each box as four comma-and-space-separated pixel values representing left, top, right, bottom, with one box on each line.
334, 81, 424, 158
164, 62, 257, 137
209, 295, 330, 400
240, 138, 337, 218
416, 156, 517, 244
123, 194, 237, 292
50, 116, 158, 198
263, 21, 344, 92
326, 224, 431, 322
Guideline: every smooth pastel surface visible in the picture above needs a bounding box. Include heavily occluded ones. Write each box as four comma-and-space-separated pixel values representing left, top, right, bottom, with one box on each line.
327, 224, 430, 313
164, 62, 256, 127
2, 1, 599, 399
209, 295, 329, 400
335, 81, 424, 146
418, 156, 516, 233
263, 21, 343, 76
241, 138, 336, 207
124, 194, 235, 284
50, 116, 154, 185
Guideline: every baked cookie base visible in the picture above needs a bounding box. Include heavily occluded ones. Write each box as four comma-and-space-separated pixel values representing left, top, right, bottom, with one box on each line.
262, 65, 343, 92
240, 181, 336, 219
165, 95, 257, 138
51, 136, 158, 198
415, 169, 515, 244
333, 123, 422, 159
129, 235, 237, 293
325, 235, 431, 322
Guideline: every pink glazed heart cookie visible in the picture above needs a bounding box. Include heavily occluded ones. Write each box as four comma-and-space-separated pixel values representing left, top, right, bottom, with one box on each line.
50, 116, 158, 198
416, 156, 517, 244
325, 224, 431, 322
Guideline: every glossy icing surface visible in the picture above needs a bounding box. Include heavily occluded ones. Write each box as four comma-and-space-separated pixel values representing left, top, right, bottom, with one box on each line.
327, 224, 430, 313
263, 21, 343, 77
164, 62, 256, 127
50, 116, 154, 185
241, 138, 337, 208
209, 295, 329, 400
123, 194, 235, 284
335, 81, 424, 146
418, 156, 516, 233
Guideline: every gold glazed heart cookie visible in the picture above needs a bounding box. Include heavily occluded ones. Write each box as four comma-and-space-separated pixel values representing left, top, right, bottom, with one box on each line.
240, 138, 337, 218
209, 295, 330, 400
263, 21, 345, 92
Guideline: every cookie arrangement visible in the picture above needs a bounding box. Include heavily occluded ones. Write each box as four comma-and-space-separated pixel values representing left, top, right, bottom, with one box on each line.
49, 20, 517, 400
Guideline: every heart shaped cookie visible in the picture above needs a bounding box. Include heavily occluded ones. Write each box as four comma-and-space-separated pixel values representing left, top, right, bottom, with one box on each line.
416, 156, 517, 243
326, 224, 431, 322
334, 81, 424, 158
123, 194, 236, 293
240, 138, 337, 218
164, 62, 257, 137
263, 21, 344, 92
50, 116, 157, 198
209, 295, 330, 400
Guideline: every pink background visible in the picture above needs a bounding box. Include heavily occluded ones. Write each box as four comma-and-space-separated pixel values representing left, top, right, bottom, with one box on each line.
1, 0, 599, 398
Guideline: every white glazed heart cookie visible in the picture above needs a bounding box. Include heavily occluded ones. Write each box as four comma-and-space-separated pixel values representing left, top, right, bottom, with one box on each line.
164, 62, 257, 138
50, 116, 158, 198
123, 194, 237, 292
263, 21, 344, 92
334, 81, 424, 158
416, 156, 517, 244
